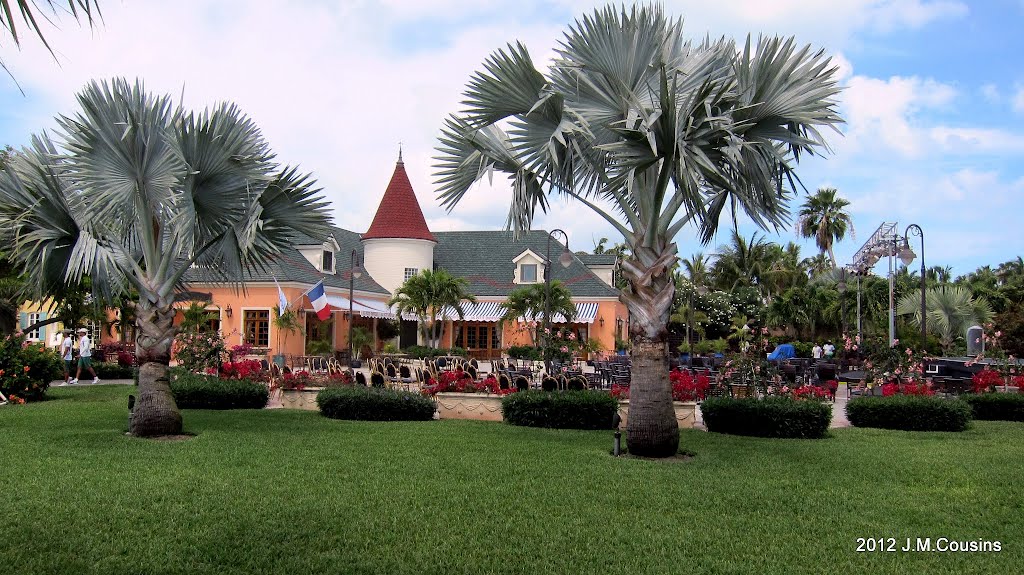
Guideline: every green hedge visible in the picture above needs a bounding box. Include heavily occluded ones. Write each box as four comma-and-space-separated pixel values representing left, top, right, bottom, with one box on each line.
316, 387, 436, 421
92, 362, 138, 380
401, 346, 469, 360
169, 373, 268, 410
960, 393, 1024, 422
501, 390, 618, 430
507, 345, 542, 361
846, 396, 971, 432
701, 397, 831, 439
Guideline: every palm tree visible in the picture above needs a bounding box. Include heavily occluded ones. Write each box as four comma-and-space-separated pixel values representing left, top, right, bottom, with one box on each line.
434, 5, 841, 456
388, 269, 477, 349
2, 1, 101, 89
711, 231, 774, 294
898, 285, 993, 353
802, 253, 832, 278
500, 281, 577, 345
797, 187, 853, 267
0, 78, 330, 436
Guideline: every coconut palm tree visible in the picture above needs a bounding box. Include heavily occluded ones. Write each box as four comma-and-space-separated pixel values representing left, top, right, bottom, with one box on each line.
797, 187, 852, 267
711, 231, 775, 294
898, 285, 993, 353
433, 5, 841, 456
388, 269, 477, 349
500, 281, 577, 345
0, 78, 331, 436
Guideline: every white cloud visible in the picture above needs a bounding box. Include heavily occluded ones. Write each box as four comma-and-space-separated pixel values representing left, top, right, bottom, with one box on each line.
1014, 85, 1024, 113
981, 83, 1000, 102
929, 126, 1024, 153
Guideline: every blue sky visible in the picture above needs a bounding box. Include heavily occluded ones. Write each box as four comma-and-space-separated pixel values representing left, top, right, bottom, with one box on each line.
1, 0, 1021, 276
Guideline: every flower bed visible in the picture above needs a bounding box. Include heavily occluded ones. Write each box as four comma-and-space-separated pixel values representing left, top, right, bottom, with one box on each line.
421, 370, 515, 396
609, 370, 710, 401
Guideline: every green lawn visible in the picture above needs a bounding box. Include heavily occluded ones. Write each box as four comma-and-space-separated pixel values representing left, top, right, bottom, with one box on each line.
1, 386, 1021, 575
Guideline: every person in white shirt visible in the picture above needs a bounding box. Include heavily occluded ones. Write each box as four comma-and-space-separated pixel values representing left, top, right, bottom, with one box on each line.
823, 341, 836, 358
59, 330, 75, 384
71, 328, 99, 385
812, 343, 823, 359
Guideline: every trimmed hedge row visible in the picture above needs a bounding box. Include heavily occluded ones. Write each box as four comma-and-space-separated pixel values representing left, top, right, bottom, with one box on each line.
846, 395, 971, 432
960, 393, 1024, 422
501, 390, 618, 430
92, 362, 138, 380
701, 397, 831, 438
316, 387, 435, 421
170, 373, 269, 410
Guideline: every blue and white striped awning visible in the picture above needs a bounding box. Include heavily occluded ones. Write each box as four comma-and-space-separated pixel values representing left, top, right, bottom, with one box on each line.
521, 302, 599, 324
440, 301, 600, 324
439, 301, 505, 322
325, 295, 414, 320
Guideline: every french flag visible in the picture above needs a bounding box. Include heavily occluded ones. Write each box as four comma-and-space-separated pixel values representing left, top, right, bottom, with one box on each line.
308, 280, 332, 321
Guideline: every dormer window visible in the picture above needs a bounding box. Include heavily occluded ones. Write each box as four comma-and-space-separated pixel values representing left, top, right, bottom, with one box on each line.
321, 250, 334, 273
520, 264, 537, 283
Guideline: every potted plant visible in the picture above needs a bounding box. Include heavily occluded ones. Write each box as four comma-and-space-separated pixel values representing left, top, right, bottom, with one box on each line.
272, 308, 300, 367
349, 326, 373, 368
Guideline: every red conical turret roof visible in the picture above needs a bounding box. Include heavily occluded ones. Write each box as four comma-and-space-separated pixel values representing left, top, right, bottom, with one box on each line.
362, 153, 437, 242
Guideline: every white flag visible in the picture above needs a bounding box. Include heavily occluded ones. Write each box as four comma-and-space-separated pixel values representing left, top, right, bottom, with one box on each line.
274, 276, 288, 315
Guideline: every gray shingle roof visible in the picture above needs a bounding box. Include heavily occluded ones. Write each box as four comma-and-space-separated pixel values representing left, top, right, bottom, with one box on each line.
577, 253, 618, 266
433, 230, 621, 298
181, 226, 389, 294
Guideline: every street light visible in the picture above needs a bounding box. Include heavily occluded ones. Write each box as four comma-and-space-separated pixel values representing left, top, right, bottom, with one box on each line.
544, 229, 572, 375
901, 224, 926, 345
837, 268, 847, 337
348, 249, 363, 375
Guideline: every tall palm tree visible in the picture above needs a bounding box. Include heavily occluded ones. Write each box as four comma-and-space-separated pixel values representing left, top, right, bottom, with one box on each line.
797, 187, 852, 267
711, 231, 774, 294
0, 78, 330, 436
388, 269, 477, 349
898, 285, 993, 352
802, 253, 832, 278
679, 252, 711, 289
500, 281, 577, 345
434, 5, 841, 456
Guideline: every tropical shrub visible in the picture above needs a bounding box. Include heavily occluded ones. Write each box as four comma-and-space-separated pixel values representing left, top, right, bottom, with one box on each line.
611, 371, 711, 401
421, 371, 513, 396
169, 373, 268, 410
507, 345, 542, 361
92, 362, 138, 380
960, 393, 1024, 422
401, 346, 469, 359
316, 387, 435, 421
173, 330, 227, 373
0, 333, 60, 402
693, 338, 728, 355
701, 397, 831, 439
846, 396, 971, 432
501, 390, 619, 430
972, 369, 1005, 393
218, 359, 268, 382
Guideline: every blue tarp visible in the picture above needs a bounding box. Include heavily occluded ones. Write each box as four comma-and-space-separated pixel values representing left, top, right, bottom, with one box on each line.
768, 344, 796, 361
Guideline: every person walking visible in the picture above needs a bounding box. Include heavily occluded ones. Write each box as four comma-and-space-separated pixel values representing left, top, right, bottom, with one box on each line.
812, 343, 823, 360
823, 341, 836, 359
59, 329, 75, 384
70, 328, 99, 385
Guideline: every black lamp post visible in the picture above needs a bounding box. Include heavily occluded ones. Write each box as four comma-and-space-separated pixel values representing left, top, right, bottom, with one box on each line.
348, 249, 363, 374
544, 229, 572, 375
900, 224, 926, 345
837, 268, 847, 337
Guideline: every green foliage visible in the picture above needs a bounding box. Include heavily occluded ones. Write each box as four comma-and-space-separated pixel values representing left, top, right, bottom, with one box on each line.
693, 338, 728, 355
169, 372, 269, 410
501, 390, 619, 430
507, 345, 541, 360
382, 342, 399, 354
401, 346, 468, 359
347, 326, 373, 359
179, 302, 219, 333
316, 386, 435, 421
0, 334, 58, 401
846, 396, 972, 432
791, 341, 814, 358
701, 397, 831, 439
305, 339, 333, 356
388, 269, 476, 349
375, 320, 400, 341
960, 393, 1024, 422
173, 330, 227, 373
91, 362, 137, 380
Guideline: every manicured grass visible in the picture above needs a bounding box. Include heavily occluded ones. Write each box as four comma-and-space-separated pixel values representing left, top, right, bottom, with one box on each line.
1, 385, 1021, 575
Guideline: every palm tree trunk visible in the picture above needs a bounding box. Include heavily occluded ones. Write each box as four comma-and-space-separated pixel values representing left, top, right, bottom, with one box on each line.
619, 243, 679, 458
827, 244, 837, 268
130, 300, 182, 437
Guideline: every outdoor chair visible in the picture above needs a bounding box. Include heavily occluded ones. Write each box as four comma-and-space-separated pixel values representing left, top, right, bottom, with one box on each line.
514, 375, 530, 391
541, 376, 558, 392
355, 372, 367, 386
946, 378, 970, 395
568, 376, 587, 391
370, 371, 386, 388
466, 365, 478, 380
730, 384, 752, 399
385, 364, 400, 386
259, 359, 270, 372
706, 384, 728, 399
497, 373, 512, 390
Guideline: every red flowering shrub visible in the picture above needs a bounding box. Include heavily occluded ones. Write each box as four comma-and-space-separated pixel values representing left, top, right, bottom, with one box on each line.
882, 381, 936, 396
280, 370, 313, 390
219, 359, 266, 381
610, 384, 629, 400
972, 369, 1004, 393
420, 370, 516, 396
670, 370, 710, 401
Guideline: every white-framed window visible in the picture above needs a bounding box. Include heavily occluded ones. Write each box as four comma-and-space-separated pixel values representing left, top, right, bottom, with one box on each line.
26, 313, 41, 340
404, 268, 419, 281
321, 250, 335, 273
244, 309, 271, 347
520, 263, 538, 283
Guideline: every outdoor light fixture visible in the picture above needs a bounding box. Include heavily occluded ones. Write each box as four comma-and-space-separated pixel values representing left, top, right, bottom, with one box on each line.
544, 229, 571, 375
904, 224, 926, 344
898, 239, 917, 267
348, 249, 362, 375
599, 316, 605, 328
225, 304, 232, 318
